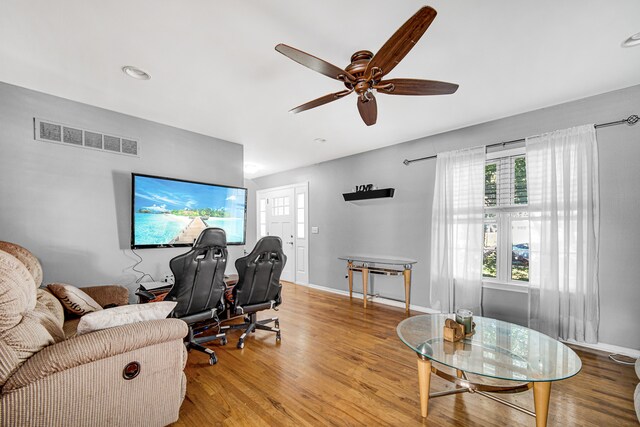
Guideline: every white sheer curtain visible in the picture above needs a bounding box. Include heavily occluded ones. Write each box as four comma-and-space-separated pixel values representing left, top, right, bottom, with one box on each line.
526, 124, 600, 343
430, 146, 485, 314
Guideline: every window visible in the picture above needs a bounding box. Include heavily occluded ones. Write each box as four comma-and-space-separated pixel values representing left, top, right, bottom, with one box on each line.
271, 196, 290, 216
483, 149, 529, 283
296, 193, 305, 239
259, 199, 267, 237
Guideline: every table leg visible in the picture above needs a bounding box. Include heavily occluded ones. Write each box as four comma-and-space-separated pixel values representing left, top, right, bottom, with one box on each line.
403, 268, 411, 315
347, 261, 353, 299
417, 356, 432, 418
533, 381, 551, 427
362, 267, 369, 309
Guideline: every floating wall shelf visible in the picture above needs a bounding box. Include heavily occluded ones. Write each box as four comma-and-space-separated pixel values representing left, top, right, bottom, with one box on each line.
343, 188, 395, 201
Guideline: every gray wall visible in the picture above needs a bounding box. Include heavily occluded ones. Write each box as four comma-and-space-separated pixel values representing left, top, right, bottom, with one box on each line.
243, 178, 258, 251
254, 84, 640, 350
0, 82, 244, 294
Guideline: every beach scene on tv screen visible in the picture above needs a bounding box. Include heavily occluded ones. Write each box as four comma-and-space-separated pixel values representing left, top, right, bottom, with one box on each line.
133, 176, 246, 246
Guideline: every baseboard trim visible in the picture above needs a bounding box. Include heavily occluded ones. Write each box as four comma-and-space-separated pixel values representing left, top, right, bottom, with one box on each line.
300, 282, 639, 358
562, 339, 640, 358
304, 282, 439, 314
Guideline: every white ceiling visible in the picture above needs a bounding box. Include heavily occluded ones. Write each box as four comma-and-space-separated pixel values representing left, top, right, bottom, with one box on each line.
1, 1, 639, 178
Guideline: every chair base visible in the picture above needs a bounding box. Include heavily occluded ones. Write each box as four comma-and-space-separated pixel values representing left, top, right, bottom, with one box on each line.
186, 324, 227, 365
221, 313, 281, 349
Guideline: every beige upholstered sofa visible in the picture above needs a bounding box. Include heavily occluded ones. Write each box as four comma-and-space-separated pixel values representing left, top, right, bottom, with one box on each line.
0, 242, 188, 427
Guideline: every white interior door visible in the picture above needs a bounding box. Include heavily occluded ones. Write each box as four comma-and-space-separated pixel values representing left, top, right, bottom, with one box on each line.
256, 183, 308, 284
265, 187, 295, 282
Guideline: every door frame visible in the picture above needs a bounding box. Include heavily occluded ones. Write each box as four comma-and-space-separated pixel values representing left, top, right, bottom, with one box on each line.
256, 182, 309, 284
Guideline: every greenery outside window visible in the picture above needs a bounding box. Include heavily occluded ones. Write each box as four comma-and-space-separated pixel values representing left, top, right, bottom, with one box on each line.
483, 148, 529, 283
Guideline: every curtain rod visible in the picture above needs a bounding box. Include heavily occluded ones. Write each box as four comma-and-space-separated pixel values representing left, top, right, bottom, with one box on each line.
402, 114, 639, 166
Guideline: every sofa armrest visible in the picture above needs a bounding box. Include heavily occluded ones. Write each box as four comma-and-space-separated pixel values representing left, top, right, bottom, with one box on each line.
3, 318, 187, 391
82, 285, 130, 307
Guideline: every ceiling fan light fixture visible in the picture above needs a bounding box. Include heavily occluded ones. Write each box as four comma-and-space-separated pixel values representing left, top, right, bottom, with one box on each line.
621, 31, 640, 47
122, 65, 151, 80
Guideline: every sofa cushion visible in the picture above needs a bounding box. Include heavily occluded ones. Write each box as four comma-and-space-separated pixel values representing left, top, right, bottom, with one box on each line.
81, 285, 130, 307
0, 251, 36, 331
0, 251, 64, 386
47, 283, 102, 316
77, 301, 177, 335
36, 288, 65, 327
0, 241, 43, 288
62, 318, 81, 339
0, 319, 47, 385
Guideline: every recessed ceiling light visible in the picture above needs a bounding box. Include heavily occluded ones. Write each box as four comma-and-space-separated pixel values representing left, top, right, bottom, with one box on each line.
622, 31, 640, 48
122, 65, 151, 80
313, 138, 327, 144
244, 163, 261, 174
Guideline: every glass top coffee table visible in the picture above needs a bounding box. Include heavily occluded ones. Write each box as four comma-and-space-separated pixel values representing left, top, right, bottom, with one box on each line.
397, 314, 581, 427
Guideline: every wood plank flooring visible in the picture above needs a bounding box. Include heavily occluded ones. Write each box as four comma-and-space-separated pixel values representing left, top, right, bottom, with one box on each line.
173, 282, 638, 426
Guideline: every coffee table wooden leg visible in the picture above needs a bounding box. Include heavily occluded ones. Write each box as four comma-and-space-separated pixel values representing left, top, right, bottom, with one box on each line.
417, 357, 432, 418
533, 381, 551, 427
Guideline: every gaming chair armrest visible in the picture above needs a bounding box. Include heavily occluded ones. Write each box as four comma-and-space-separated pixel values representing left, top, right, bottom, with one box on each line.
177, 309, 218, 325
235, 301, 276, 315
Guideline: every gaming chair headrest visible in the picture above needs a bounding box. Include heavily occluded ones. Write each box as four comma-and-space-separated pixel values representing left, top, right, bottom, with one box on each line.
193, 227, 227, 249
248, 236, 284, 256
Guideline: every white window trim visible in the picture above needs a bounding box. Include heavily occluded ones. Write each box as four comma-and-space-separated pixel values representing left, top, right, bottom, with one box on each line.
486, 146, 525, 160
482, 280, 529, 294
483, 145, 529, 291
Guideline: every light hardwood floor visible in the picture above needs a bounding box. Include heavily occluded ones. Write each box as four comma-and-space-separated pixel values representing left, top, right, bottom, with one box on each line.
173, 282, 638, 426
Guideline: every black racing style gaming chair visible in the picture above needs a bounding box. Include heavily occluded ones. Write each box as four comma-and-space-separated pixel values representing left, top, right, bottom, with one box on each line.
222, 236, 286, 349
164, 227, 229, 365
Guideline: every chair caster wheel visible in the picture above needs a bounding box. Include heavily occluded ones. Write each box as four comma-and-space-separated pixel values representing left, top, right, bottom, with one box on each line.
275, 320, 280, 328
276, 332, 281, 342
221, 337, 228, 346
209, 354, 218, 365
237, 339, 245, 349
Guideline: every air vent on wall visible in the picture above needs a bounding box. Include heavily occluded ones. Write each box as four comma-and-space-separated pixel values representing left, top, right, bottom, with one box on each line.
34, 118, 140, 157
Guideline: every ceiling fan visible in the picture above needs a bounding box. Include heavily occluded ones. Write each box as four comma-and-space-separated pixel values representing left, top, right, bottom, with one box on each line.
275, 6, 459, 126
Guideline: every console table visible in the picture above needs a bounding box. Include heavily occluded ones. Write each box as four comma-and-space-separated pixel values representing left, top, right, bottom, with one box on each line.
338, 256, 416, 314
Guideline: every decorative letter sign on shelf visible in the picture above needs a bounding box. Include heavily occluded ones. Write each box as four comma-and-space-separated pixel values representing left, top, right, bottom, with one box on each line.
343, 188, 395, 201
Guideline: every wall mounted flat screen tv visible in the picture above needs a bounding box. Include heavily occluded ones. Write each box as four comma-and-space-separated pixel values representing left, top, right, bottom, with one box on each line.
131, 173, 247, 249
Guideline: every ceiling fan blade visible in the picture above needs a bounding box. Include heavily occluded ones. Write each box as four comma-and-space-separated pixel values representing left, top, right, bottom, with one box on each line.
357, 94, 377, 126
290, 89, 353, 114
374, 78, 459, 96
365, 6, 437, 78
276, 44, 355, 82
